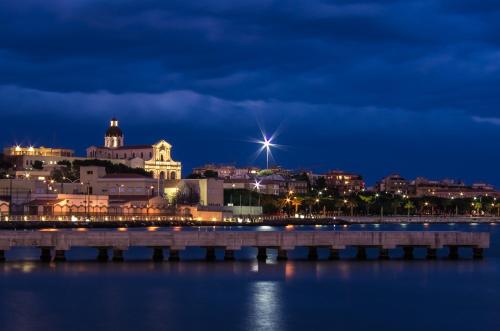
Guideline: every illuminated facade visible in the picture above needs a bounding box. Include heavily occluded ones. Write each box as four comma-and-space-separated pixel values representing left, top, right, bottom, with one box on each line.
3, 145, 74, 157
86, 119, 182, 180
3, 145, 78, 170
325, 170, 365, 195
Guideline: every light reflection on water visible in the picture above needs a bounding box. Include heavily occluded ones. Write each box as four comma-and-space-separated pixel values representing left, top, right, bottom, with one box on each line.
246, 281, 283, 331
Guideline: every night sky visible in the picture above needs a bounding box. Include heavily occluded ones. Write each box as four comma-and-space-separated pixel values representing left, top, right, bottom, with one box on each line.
1, 1, 500, 186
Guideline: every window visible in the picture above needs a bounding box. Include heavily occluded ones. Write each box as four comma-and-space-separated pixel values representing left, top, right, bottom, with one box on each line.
87, 171, 93, 175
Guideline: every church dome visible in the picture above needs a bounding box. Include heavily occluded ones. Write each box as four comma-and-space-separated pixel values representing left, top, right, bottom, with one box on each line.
106, 126, 123, 137
105, 118, 123, 137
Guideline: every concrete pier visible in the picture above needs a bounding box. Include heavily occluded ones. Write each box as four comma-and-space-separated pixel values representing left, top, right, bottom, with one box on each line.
403, 247, 414, 260
0, 230, 489, 262
112, 249, 124, 262
257, 247, 267, 261
224, 249, 235, 261
97, 247, 109, 262
426, 248, 437, 259
152, 247, 164, 262
379, 248, 390, 260
356, 246, 367, 260
448, 246, 459, 259
169, 249, 180, 261
40, 247, 52, 262
54, 250, 66, 262
329, 248, 340, 260
206, 247, 216, 261
308, 246, 319, 260
277, 248, 288, 261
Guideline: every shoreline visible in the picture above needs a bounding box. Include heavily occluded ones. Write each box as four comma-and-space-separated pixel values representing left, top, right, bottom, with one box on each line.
0, 216, 498, 230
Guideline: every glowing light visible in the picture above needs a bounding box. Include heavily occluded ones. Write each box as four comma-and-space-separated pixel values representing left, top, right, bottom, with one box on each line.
253, 179, 262, 191
147, 226, 159, 232
252, 129, 281, 169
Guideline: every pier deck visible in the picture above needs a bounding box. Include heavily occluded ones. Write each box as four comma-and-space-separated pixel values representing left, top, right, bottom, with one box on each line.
0, 230, 490, 261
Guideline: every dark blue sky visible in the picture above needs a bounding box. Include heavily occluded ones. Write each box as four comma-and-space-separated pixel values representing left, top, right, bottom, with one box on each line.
1, 0, 500, 186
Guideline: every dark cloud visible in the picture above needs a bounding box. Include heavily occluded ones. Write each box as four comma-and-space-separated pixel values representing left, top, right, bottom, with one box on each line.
1, 0, 500, 184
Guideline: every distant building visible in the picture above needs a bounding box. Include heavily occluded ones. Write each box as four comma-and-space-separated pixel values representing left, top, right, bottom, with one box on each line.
376, 174, 409, 194
3, 145, 78, 170
223, 175, 308, 196
79, 166, 157, 198
164, 178, 224, 207
192, 164, 259, 179
324, 170, 365, 195
86, 118, 182, 180
410, 177, 496, 198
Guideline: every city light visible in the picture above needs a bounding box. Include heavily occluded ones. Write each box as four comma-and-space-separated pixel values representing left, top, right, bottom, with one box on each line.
258, 135, 276, 169
253, 179, 262, 191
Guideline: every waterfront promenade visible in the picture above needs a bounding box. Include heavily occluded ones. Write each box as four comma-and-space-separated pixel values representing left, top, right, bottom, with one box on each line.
0, 230, 489, 262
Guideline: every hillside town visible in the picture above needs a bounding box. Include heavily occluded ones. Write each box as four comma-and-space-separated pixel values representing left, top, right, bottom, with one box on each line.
0, 119, 498, 221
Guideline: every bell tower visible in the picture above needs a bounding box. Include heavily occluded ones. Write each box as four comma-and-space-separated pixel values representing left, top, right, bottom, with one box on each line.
104, 118, 124, 148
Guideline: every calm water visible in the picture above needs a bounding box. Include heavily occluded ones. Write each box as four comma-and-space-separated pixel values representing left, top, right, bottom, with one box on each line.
0, 223, 499, 331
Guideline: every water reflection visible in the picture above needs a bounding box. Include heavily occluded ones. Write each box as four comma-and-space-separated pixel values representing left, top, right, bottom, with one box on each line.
246, 281, 283, 331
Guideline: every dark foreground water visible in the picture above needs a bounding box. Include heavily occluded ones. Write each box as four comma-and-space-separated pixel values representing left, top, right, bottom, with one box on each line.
0, 223, 499, 331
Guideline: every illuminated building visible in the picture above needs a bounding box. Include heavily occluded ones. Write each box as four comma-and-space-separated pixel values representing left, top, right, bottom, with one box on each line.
86, 118, 182, 180
325, 170, 365, 195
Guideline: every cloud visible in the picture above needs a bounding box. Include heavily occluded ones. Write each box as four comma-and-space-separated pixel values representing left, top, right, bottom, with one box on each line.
472, 116, 500, 126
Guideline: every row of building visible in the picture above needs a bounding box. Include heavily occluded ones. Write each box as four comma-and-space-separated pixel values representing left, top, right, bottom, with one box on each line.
0, 119, 244, 220
192, 164, 498, 199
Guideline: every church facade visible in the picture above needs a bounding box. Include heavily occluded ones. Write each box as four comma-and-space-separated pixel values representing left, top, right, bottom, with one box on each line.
86, 118, 182, 180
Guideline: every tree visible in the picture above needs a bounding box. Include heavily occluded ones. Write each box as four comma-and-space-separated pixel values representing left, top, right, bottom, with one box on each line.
472, 202, 482, 215
173, 187, 200, 205
391, 199, 402, 215
404, 201, 415, 216
291, 197, 303, 214
345, 200, 357, 216
359, 195, 375, 215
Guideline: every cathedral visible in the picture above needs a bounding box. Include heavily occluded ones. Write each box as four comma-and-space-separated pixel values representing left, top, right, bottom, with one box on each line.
86, 118, 182, 180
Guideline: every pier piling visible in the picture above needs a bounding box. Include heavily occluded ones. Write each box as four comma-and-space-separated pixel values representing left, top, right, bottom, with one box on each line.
277, 248, 288, 261
426, 248, 437, 260
152, 248, 164, 262
448, 246, 459, 259
403, 247, 414, 260
224, 249, 235, 261
257, 247, 267, 261
206, 247, 216, 261
112, 249, 124, 262
54, 250, 66, 262
379, 248, 390, 260
329, 248, 340, 260
308, 247, 319, 260
40, 247, 52, 262
169, 249, 180, 261
97, 247, 109, 262
356, 247, 367, 260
